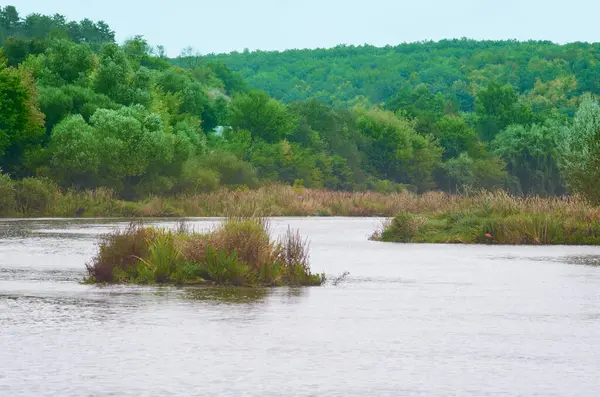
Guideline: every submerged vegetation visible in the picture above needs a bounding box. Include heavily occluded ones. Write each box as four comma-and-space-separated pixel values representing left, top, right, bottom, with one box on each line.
182, 286, 272, 304
372, 191, 600, 245
85, 218, 325, 286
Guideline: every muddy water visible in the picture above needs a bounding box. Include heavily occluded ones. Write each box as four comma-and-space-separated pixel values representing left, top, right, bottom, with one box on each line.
1, 218, 600, 396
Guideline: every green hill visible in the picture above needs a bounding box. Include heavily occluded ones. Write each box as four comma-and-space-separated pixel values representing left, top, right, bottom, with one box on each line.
204, 40, 600, 112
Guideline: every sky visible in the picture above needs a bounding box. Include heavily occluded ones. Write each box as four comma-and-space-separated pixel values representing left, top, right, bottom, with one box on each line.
9, 0, 600, 56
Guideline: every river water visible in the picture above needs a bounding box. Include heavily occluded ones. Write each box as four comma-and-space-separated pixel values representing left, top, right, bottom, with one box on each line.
1, 218, 600, 396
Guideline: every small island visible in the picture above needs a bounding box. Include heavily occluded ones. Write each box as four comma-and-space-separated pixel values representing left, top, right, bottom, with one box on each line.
372, 192, 600, 245
85, 218, 325, 286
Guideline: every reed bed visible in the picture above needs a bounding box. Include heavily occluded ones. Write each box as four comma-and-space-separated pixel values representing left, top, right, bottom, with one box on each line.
372, 191, 600, 245
3, 182, 599, 223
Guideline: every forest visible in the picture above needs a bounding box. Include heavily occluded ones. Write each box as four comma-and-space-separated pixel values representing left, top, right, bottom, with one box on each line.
2, 5, 600, 212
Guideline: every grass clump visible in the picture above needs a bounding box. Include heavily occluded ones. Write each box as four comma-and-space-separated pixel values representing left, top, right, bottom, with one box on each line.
373, 191, 600, 245
85, 218, 325, 287
376, 212, 429, 242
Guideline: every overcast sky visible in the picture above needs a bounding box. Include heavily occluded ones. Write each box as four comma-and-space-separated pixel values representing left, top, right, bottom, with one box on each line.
9, 0, 600, 56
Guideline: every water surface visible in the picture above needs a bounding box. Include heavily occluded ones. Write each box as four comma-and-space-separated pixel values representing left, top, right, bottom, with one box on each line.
1, 218, 600, 396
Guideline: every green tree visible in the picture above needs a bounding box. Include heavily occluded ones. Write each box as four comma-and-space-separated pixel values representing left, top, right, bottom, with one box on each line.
1, 37, 48, 67
0, 59, 45, 176
249, 140, 324, 187
355, 107, 442, 190
40, 40, 95, 86
156, 68, 189, 94
290, 100, 366, 180
476, 82, 536, 141
440, 153, 507, 192
180, 82, 221, 131
49, 105, 200, 198
229, 90, 298, 143
406, 133, 443, 192
385, 84, 447, 134
48, 114, 100, 187
355, 107, 412, 182
38, 84, 117, 133
436, 115, 483, 160
493, 123, 564, 195
0, 6, 20, 41
558, 95, 600, 202
93, 43, 133, 105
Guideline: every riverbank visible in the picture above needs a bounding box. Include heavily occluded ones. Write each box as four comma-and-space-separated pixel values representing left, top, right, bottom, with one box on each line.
0, 183, 434, 218
85, 217, 325, 286
372, 192, 600, 245
4, 182, 600, 247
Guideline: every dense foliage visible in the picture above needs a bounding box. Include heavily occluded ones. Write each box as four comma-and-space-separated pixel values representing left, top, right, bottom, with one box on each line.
204, 40, 599, 110
203, 40, 600, 198
1, 5, 600, 203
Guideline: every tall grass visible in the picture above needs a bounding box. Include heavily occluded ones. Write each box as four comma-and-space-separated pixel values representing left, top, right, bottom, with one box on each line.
373, 191, 600, 245
85, 217, 325, 286
3, 181, 600, 222
85, 222, 150, 282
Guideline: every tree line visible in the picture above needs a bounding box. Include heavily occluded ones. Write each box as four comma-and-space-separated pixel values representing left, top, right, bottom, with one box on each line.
1, 5, 600, 202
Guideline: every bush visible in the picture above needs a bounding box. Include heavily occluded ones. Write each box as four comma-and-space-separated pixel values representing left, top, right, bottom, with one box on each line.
377, 212, 429, 242
0, 171, 16, 215
14, 177, 58, 216
367, 178, 409, 193
200, 151, 259, 188
175, 161, 221, 194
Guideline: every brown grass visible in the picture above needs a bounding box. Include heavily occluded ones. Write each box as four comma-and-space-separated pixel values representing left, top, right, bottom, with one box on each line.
159, 187, 600, 219
5, 183, 600, 219
86, 222, 150, 282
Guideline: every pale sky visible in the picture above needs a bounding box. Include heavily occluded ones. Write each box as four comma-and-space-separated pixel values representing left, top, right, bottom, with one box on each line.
8, 0, 600, 56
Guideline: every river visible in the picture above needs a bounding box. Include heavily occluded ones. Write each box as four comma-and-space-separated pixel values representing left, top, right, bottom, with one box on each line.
1, 218, 600, 396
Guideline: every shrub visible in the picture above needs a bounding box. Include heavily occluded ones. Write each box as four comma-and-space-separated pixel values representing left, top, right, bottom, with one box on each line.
176, 162, 221, 194
378, 212, 429, 242
200, 151, 259, 188
14, 177, 58, 216
0, 171, 16, 215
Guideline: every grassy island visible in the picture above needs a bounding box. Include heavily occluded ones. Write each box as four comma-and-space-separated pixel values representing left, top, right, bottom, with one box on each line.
372, 192, 600, 245
85, 218, 325, 286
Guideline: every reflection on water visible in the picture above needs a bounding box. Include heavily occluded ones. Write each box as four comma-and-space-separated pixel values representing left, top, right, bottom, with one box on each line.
2, 217, 600, 397
183, 286, 272, 304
